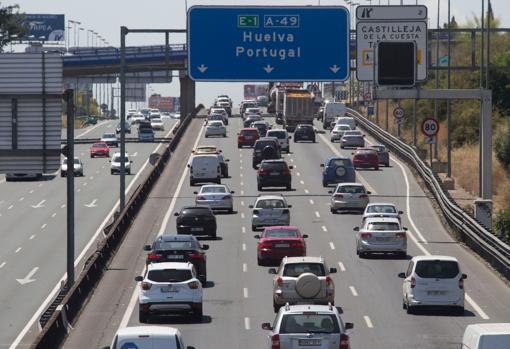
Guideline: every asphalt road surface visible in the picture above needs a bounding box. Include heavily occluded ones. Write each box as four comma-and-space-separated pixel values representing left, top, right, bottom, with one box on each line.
54, 116, 510, 349
1, 118, 177, 348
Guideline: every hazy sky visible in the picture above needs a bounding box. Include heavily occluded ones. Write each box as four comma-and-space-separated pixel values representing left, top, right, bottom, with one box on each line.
8, 0, 509, 106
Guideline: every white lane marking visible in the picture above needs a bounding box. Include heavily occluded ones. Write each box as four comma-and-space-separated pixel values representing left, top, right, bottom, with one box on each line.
241, 201, 245, 206
240, 173, 243, 178
239, 153, 243, 158
309, 199, 314, 205
11, 121, 181, 348
16, 267, 39, 285
244, 317, 251, 330
465, 294, 490, 320
304, 189, 309, 194
242, 227, 246, 234
315, 211, 320, 218
240, 181, 244, 186
84, 199, 98, 208
31, 199, 46, 209
290, 158, 294, 162
300, 180, 305, 185
243, 263, 247, 272
241, 190, 244, 195
76, 188, 81, 193
29, 190, 34, 194
40, 224, 46, 230
242, 243, 246, 251
240, 166, 243, 170
83, 182, 88, 186
349, 286, 359, 297
338, 262, 346, 272
329, 242, 336, 250
38, 183, 43, 187
132, 152, 138, 157
51, 213, 56, 218
61, 204, 66, 209
364, 315, 374, 328
297, 172, 301, 176
243, 287, 249, 298
241, 213, 245, 219
0, 262, 5, 268
8, 205, 13, 210
15, 247, 22, 253
319, 133, 377, 194
321, 226, 328, 232
95, 170, 100, 174
29, 235, 35, 240
19, 197, 24, 201
89, 176, 94, 180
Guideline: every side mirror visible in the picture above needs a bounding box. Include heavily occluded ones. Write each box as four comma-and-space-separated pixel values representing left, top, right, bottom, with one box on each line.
249, 205, 254, 208
302, 234, 309, 238
329, 267, 337, 274
193, 191, 198, 194
134, 276, 143, 282
289, 165, 294, 169
345, 322, 354, 330
398, 272, 406, 278
261, 322, 273, 330
320, 164, 325, 167
403, 227, 408, 231
173, 212, 179, 217
226, 159, 230, 162
231, 190, 235, 194
268, 268, 277, 274
202, 244, 209, 250
353, 227, 360, 231
398, 210, 404, 214
328, 190, 333, 194
287, 205, 292, 208
462, 273, 467, 280
187, 164, 190, 168
254, 234, 261, 239
366, 191, 372, 194
143, 244, 151, 251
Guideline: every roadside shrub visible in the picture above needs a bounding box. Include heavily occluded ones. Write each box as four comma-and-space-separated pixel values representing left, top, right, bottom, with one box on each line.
494, 119, 510, 169
494, 210, 510, 242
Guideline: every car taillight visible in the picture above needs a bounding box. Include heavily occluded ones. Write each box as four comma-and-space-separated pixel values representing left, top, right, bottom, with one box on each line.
360, 232, 372, 239
253, 209, 260, 215
396, 232, 406, 239
335, 194, 343, 199
189, 252, 204, 259
410, 276, 416, 288
459, 278, 464, 289
359, 194, 368, 199
259, 242, 272, 248
326, 276, 333, 286
221, 195, 232, 200
196, 196, 207, 200
276, 277, 283, 286
188, 281, 200, 289
339, 334, 349, 349
258, 168, 267, 175
147, 252, 162, 261
271, 334, 280, 349
282, 209, 289, 214
290, 241, 304, 247
141, 282, 152, 290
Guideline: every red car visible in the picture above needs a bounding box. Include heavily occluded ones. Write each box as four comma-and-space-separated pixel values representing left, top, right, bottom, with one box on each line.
237, 128, 260, 148
89, 142, 110, 158
352, 148, 379, 170
254, 226, 307, 266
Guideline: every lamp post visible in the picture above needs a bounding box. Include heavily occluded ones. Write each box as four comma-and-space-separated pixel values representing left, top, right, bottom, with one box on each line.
68, 20, 81, 48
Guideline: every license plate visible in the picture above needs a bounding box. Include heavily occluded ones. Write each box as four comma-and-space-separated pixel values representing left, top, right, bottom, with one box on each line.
274, 243, 290, 248
427, 290, 446, 296
160, 286, 177, 293
245, 136, 253, 140
270, 172, 280, 176
167, 255, 183, 260
191, 227, 203, 231
376, 237, 390, 241
298, 339, 321, 346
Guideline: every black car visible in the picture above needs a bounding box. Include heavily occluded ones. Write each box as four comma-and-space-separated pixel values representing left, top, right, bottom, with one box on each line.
244, 115, 262, 127
257, 159, 293, 191
252, 138, 281, 169
251, 121, 270, 137
174, 206, 217, 238
294, 124, 316, 142
144, 234, 209, 284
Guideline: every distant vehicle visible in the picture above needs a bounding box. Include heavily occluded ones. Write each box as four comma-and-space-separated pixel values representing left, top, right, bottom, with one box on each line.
257, 159, 293, 191
333, 116, 356, 130
174, 206, 217, 238
61, 157, 84, 177
110, 152, 132, 175
130, 113, 146, 124
321, 157, 356, 187
188, 154, 221, 185
250, 195, 291, 231
240, 100, 257, 116
237, 128, 260, 148
282, 89, 315, 131
150, 118, 164, 131
194, 184, 234, 213
149, 112, 161, 120
100, 132, 118, 147
254, 226, 307, 266
369, 144, 390, 167
243, 114, 263, 128
205, 120, 227, 138
256, 95, 269, 107
89, 142, 110, 158
330, 124, 351, 142
362, 203, 403, 222
462, 323, 510, 349
250, 120, 271, 137
252, 137, 281, 169
209, 107, 229, 124
171, 112, 181, 119
352, 148, 379, 170
245, 107, 262, 117
293, 124, 316, 143
160, 111, 171, 119
139, 108, 151, 118
354, 217, 407, 258
329, 182, 370, 213
116, 121, 131, 134
105, 326, 195, 349
266, 129, 290, 153
340, 130, 365, 149
138, 123, 155, 142
323, 101, 346, 129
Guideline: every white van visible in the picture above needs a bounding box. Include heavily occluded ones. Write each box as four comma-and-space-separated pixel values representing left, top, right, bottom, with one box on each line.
105, 326, 195, 349
333, 116, 356, 130
323, 102, 346, 129
462, 323, 510, 349
189, 154, 221, 185
266, 129, 291, 153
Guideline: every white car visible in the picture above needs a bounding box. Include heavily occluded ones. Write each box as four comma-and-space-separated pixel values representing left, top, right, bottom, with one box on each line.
136, 262, 203, 322
250, 195, 292, 231
131, 113, 146, 124
61, 157, 84, 177
171, 112, 181, 119
354, 217, 407, 257
105, 326, 194, 349
100, 132, 118, 147
266, 129, 290, 153
329, 182, 370, 213
330, 124, 351, 142
205, 120, 226, 138
110, 152, 132, 175
194, 184, 234, 212
399, 255, 467, 314
150, 118, 165, 131
362, 203, 403, 222
160, 112, 171, 119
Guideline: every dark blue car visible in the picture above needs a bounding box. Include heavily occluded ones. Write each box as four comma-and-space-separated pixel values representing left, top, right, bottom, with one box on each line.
321, 156, 356, 187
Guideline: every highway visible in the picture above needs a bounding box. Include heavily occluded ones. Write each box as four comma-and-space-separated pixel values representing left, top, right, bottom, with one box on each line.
0, 118, 177, 348
56, 115, 510, 349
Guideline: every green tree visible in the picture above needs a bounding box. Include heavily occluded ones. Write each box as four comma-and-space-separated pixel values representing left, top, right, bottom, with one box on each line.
0, 4, 26, 52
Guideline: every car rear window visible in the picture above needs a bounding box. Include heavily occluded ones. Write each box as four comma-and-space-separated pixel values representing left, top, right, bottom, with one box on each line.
268, 131, 286, 139
344, 131, 361, 136
201, 186, 226, 193
264, 229, 297, 238
241, 129, 258, 135
261, 162, 287, 170
147, 269, 193, 282
103, 133, 115, 138
283, 263, 325, 277
329, 159, 349, 167
367, 205, 396, 214
366, 222, 401, 231
93, 143, 106, 148
155, 241, 197, 251
255, 199, 286, 209
415, 260, 460, 279
182, 208, 211, 215
255, 140, 276, 149
280, 314, 340, 334
337, 185, 365, 194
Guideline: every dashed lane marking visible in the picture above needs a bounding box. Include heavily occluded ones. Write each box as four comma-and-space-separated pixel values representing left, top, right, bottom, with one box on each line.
329, 242, 335, 250
364, 316, 374, 328
349, 286, 358, 297
321, 226, 328, 232
338, 262, 346, 272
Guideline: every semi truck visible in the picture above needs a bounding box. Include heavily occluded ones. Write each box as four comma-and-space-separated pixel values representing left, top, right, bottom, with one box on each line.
282, 89, 315, 132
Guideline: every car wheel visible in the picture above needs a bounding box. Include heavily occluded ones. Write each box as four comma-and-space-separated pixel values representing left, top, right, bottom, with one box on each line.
375, 166, 379, 170
330, 207, 336, 214
340, 145, 344, 149
257, 185, 262, 191
402, 299, 407, 309
237, 144, 241, 148
225, 171, 229, 178
257, 257, 264, 266
223, 134, 226, 138
273, 301, 281, 313
110, 170, 114, 175
406, 305, 414, 314
205, 135, 208, 138
228, 207, 234, 214
216, 177, 221, 184
190, 180, 194, 186
211, 232, 217, 239
61, 172, 65, 177
139, 309, 149, 323
252, 224, 257, 231
193, 307, 203, 321
286, 184, 291, 191
90, 154, 93, 158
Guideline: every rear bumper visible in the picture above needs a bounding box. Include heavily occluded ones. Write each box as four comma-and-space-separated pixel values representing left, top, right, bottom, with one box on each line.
195, 199, 232, 210
358, 240, 407, 253
258, 177, 291, 187
407, 294, 464, 307
331, 200, 368, 210
177, 225, 216, 236
258, 249, 305, 260
354, 161, 378, 168
139, 301, 202, 314
274, 295, 334, 306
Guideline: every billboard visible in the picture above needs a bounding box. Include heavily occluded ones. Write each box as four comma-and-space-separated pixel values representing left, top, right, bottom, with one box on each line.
125, 83, 146, 102
149, 94, 180, 112
24, 14, 65, 42
244, 84, 268, 99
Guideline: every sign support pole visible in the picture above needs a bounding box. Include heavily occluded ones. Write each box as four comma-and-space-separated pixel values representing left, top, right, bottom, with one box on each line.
120, 26, 127, 211
64, 89, 75, 288
412, 98, 417, 146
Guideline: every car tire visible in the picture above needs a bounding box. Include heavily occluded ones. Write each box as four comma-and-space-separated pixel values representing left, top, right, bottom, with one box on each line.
61, 172, 65, 177
273, 301, 281, 313
139, 309, 149, 323
406, 305, 414, 314
193, 307, 203, 321
211, 232, 217, 239
216, 177, 221, 184
190, 180, 194, 186
90, 154, 94, 158
286, 184, 291, 191
237, 144, 241, 148
257, 257, 264, 266
228, 207, 234, 214
223, 134, 226, 138
340, 145, 344, 149
205, 135, 208, 138
375, 166, 379, 171
252, 224, 257, 231
402, 300, 407, 309
330, 207, 336, 214
322, 181, 328, 187
257, 185, 262, 191
110, 170, 114, 175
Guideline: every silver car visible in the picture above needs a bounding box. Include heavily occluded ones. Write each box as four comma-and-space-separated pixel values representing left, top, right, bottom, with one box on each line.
369, 144, 390, 167
250, 195, 291, 231
355, 217, 407, 257
340, 130, 364, 149
329, 182, 370, 213
330, 124, 351, 142
101, 132, 118, 147
61, 157, 84, 177
194, 184, 234, 213
205, 120, 226, 137
362, 203, 403, 223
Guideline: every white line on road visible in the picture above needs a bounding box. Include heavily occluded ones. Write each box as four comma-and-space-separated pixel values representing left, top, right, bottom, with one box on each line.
19, 197, 24, 201
338, 262, 346, 272
83, 182, 88, 186
242, 227, 246, 234
61, 204, 66, 208
244, 317, 251, 330
300, 180, 305, 185
241, 201, 244, 206
315, 211, 320, 218
0, 262, 5, 268
240, 173, 243, 178
243, 287, 249, 298
8, 205, 13, 210
290, 158, 294, 162
242, 243, 246, 251
240, 166, 243, 170
309, 199, 314, 205
364, 315, 374, 328
321, 226, 328, 232
304, 189, 309, 194
29, 235, 35, 240
243, 263, 247, 272
297, 172, 301, 176
29, 190, 34, 194
40, 224, 46, 230
76, 188, 81, 193
31, 200, 46, 208
240, 181, 244, 186
15, 247, 21, 253
89, 176, 94, 180
38, 183, 43, 187
241, 190, 244, 195
329, 242, 335, 250
241, 212, 245, 219
349, 286, 358, 297
51, 213, 56, 218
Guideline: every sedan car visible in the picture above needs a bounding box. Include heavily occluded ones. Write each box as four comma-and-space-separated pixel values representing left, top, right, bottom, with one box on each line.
174, 206, 217, 238
293, 124, 316, 143
237, 128, 260, 148
101, 132, 118, 147
257, 159, 292, 191
150, 118, 164, 131
369, 144, 390, 167
251, 120, 271, 137
329, 182, 370, 213
321, 157, 356, 187
144, 234, 209, 284
352, 148, 379, 170
116, 122, 131, 134
330, 124, 351, 142
194, 184, 234, 213
354, 217, 407, 257
89, 142, 110, 158
244, 114, 263, 127
250, 195, 292, 231
110, 152, 132, 175
61, 157, 84, 177
363, 203, 403, 222
254, 226, 307, 266
340, 130, 365, 149
205, 120, 226, 138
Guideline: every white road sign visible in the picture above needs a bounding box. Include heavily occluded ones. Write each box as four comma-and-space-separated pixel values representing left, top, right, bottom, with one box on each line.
421, 118, 440, 137
393, 107, 405, 120
356, 21, 428, 81
356, 5, 427, 20
424, 136, 437, 144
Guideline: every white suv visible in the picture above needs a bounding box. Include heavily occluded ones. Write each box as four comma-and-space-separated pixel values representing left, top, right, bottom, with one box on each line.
136, 262, 203, 322
105, 326, 196, 349
398, 255, 467, 314
110, 152, 132, 175
262, 304, 353, 349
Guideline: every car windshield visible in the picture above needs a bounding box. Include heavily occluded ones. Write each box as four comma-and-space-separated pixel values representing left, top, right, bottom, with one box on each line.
371, 145, 386, 152
415, 260, 460, 279
337, 185, 365, 194
182, 208, 211, 215
155, 241, 197, 251
103, 133, 115, 138
151, 119, 162, 123
268, 131, 285, 139
366, 222, 401, 231
280, 314, 340, 334
139, 128, 153, 133
255, 141, 276, 149
367, 205, 397, 214
265, 229, 297, 238
344, 131, 361, 136
113, 155, 129, 162
147, 269, 192, 283
209, 122, 223, 127
261, 162, 287, 170
335, 125, 350, 131
255, 199, 286, 209
92, 143, 106, 148
201, 186, 226, 194
283, 263, 326, 277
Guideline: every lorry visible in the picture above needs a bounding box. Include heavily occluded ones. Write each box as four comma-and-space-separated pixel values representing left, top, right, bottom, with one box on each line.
282, 89, 315, 132
322, 101, 347, 129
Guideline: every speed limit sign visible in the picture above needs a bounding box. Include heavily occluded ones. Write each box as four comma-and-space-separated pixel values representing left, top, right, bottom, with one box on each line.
421, 118, 440, 137
393, 107, 405, 120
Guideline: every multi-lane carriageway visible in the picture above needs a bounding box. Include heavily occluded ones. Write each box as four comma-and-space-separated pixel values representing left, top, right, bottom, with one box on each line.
22, 115, 510, 348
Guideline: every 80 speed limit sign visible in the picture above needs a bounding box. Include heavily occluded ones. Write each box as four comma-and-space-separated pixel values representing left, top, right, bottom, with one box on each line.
421, 118, 439, 137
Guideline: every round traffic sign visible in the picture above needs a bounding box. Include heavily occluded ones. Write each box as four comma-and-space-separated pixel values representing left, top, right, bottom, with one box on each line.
393, 107, 405, 120
421, 118, 440, 136
364, 92, 372, 101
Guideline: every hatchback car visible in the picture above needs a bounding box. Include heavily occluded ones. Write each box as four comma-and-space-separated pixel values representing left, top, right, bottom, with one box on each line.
362, 203, 403, 222
340, 130, 364, 149
144, 234, 209, 284
136, 262, 203, 322
254, 226, 308, 266
294, 124, 316, 142
174, 206, 217, 238
244, 114, 263, 127
329, 183, 370, 213
352, 148, 379, 170
330, 124, 351, 142
205, 120, 226, 138
321, 157, 356, 187
398, 255, 467, 314
194, 184, 234, 213
354, 217, 407, 257
89, 142, 110, 158
250, 195, 292, 231
106, 326, 195, 349
266, 129, 291, 153
252, 138, 281, 169
61, 157, 84, 177
369, 144, 390, 167
237, 128, 260, 148
262, 304, 353, 349
251, 120, 271, 137
101, 132, 118, 147
110, 152, 132, 175
269, 256, 337, 312
257, 160, 293, 191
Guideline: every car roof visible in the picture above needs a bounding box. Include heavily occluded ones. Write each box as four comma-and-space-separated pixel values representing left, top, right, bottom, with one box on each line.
147, 262, 193, 271
267, 129, 286, 133
116, 326, 179, 338
336, 182, 364, 187
282, 304, 337, 314
256, 195, 285, 201
241, 127, 258, 131
264, 225, 299, 231
284, 256, 325, 263
411, 255, 459, 262
367, 203, 396, 207
364, 217, 401, 224
326, 156, 350, 161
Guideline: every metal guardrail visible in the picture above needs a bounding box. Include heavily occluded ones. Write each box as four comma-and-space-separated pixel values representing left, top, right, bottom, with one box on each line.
346, 108, 510, 280
29, 106, 201, 349
62, 137, 174, 144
